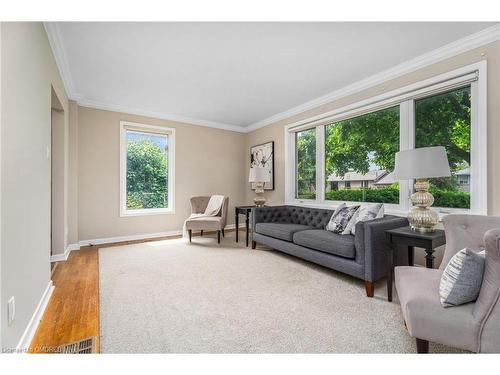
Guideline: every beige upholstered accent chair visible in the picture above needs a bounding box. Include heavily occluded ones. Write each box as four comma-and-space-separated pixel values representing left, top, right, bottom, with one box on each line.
395, 214, 500, 353
185, 196, 229, 244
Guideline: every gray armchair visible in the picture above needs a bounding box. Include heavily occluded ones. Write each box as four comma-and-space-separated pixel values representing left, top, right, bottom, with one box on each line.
185, 196, 229, 243
395, 214, 500, 353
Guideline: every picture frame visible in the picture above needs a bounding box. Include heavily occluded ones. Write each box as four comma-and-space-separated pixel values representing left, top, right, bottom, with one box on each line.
250, 141, 274, 190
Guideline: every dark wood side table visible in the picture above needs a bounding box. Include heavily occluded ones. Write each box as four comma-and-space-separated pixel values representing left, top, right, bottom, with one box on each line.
235, 206, 255, 247
385, 226, 446, 302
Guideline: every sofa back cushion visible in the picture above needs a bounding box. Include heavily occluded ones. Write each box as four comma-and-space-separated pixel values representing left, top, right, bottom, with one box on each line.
287, 206, 333, 229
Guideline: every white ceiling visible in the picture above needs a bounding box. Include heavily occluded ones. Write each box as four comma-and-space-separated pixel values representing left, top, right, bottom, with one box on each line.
50, 22, 497, 130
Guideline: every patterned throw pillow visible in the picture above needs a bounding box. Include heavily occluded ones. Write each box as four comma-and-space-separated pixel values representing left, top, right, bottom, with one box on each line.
439, 248, 486, 308
325, 202, 346, 231
325, 205, 360, 234
350, 203, 384, 235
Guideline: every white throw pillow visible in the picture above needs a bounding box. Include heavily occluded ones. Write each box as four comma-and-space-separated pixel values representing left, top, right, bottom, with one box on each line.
350, 203, 384, 235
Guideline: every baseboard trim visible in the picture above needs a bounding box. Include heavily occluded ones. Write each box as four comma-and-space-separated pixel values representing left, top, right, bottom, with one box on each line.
50, 243, 80, 263
16, 280, 54, 353
78, 223, 246, 247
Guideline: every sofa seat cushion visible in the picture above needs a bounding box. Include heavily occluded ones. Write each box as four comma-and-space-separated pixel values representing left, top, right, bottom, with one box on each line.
292, 229, 356, 259
255, 223, 313, 242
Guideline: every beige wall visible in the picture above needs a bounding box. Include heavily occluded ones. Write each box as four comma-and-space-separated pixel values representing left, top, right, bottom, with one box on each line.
245, 40, 500, 216
77, 107, 246, 241
1, 22, 69, 349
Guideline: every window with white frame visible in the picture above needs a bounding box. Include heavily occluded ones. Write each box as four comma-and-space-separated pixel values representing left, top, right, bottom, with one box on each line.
285, 62, 487, 215
120, 122, 175, 216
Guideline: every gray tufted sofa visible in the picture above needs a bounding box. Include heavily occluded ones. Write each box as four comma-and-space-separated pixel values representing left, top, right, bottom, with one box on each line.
251, 205, 408, 297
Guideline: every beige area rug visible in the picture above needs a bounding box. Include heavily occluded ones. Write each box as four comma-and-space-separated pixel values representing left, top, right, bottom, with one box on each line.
99, 232, 463, 353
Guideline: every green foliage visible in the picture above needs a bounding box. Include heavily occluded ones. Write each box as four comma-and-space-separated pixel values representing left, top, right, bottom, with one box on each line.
126, 139, 168, 209
325, 106, 400, 177
415, 86, 471, 169
324, 187, 470, 209
325, 188, 399, 204
430, 188, 470, 209
296, 128, 316, 198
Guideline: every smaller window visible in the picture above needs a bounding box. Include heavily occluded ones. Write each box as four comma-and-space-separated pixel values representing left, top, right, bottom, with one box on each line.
345, 181, 351, 190
295, 128, 316, 199
120, 122, 175, 216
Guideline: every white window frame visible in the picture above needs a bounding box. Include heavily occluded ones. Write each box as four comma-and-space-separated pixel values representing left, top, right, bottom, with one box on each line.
284, 61, 487, 216
120, 121, 176, 217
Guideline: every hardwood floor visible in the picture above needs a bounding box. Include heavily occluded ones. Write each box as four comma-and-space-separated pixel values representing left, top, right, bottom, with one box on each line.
30, 229, 235, 353
31, 246, 100, 353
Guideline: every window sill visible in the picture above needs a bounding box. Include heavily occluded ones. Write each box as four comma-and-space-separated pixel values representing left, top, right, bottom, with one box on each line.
285, 199, 472, 221
120, 208, 175, 217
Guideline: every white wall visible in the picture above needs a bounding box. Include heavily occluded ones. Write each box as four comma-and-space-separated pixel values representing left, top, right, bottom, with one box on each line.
0, 22, 69, 350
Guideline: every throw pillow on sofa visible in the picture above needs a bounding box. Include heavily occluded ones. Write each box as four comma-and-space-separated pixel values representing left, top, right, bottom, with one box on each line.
326, 205, 360, 234
325, 203, 346, 231
350, 203, 385, 235
439, 248, 485, 307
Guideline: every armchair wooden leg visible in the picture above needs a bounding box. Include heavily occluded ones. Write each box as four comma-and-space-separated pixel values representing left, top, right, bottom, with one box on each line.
188, 229, 192, 243
251, 240, 256, 249
217, 230, 221, 244
222, 228, 225, 237
416, 338, 429, 353
200, 230, 203, 237
364, 281, 374, 297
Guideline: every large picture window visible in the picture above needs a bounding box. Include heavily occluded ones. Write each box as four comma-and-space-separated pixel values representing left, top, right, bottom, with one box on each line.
120, 122, 175, 216
285, 62, 486, 215
415, 86, 471, 209
325, 106, 400, 204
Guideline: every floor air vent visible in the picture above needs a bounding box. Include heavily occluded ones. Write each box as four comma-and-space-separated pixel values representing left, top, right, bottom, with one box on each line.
57, 337, 97, 354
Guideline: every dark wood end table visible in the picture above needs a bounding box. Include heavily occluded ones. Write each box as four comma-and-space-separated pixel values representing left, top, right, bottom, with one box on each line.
235, 205, 255, 247
385, 226, 446, 302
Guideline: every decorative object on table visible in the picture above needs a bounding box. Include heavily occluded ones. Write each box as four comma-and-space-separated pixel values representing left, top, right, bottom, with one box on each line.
184, 196, 229, 244
394, 146, 451, 233
235, 205, 255, 247
385, 226, 446, 302
439, 248, 485, 307
250, 141, 274, 190
325, 205, 360, 234
248, 167, 271, 206
350, 203, 385, 235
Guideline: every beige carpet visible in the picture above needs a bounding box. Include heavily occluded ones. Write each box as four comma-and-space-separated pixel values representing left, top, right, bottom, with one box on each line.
99, 232, 463, 353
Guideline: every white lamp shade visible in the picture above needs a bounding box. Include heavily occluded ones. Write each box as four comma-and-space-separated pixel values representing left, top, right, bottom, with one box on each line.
249, 167, 270, 183
394, 146, 451, 180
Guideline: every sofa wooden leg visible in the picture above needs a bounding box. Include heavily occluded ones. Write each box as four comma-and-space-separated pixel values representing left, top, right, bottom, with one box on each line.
222, 228, 225, 237
251, 240, 256, 249
188, 229, 192, 243
217, 230, 221, 244
416, 338, 429, 353
200, 230, 203, 237
365, 281, 374, 297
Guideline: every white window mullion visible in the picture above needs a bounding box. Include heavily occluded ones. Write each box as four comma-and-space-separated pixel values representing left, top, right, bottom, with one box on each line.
398, 100, 414, 213
470, 69, 487, 214
315, 125, 325, 203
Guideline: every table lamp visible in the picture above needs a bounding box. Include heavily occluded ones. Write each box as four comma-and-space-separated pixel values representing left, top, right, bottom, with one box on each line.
394, 146, 451, 233
249, 167, 270, 206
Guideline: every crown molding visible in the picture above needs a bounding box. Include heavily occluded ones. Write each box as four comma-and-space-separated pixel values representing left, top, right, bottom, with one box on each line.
78, 98, 246, 133
44, 22, 80, 100
44, 22, 245, 133
245, 23, 500, 133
